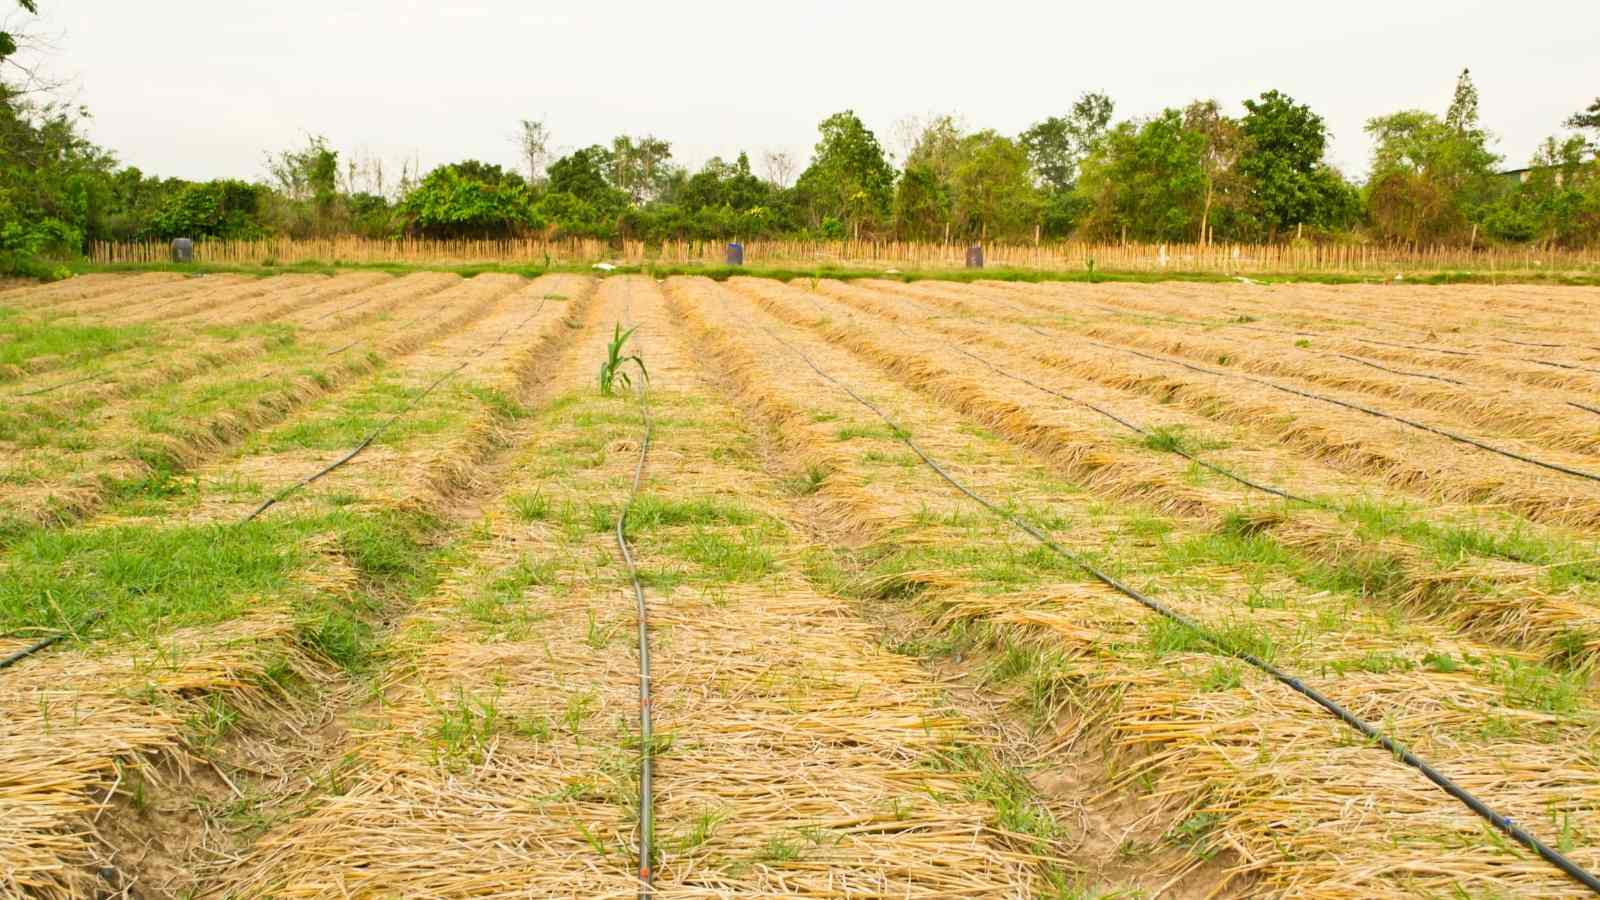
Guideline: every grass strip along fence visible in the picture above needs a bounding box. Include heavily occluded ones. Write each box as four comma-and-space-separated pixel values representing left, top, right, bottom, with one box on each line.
88, 236, 1600, 277
715, 290, 1600, 894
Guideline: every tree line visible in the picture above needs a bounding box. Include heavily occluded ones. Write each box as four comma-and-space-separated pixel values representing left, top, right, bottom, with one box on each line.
1, 1, 1597, 277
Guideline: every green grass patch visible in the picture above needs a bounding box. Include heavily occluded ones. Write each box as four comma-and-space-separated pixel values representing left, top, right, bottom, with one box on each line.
260, 378, 456, 451
924, 744, 1063, 848
0, 519, 313, 638
1145, 616, 1277, 662
0, 312, 153, 372
0, 506, 443, 663
668, 527, 776, 583
863, 538, 1087, 597
1341, 499, 1600, 589
460, 554, 560, 640
835, 423, 898, 442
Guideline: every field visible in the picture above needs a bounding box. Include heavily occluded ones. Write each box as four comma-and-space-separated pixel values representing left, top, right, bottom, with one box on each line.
4, 270, 1600, 897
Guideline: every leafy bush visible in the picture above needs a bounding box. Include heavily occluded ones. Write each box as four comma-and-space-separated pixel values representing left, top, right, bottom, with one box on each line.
147, 179, 269, 240
395, 163, 542, 239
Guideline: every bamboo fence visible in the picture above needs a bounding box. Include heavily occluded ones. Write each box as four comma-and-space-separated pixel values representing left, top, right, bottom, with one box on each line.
88, 236, 1600, 276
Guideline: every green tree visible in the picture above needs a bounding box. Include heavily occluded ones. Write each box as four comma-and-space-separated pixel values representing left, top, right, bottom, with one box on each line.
1568, 98, 1600, 153
1183, 100, 1244, 244
1074, 109, 1207, 242
266, 135, 338, 207
1365, 71, 1501, 244
668, 152, 772, 212
891, 116, 963, 240
794, 110, 897, 237
1483, 135, 1599, 245
904, 115, 965, 181
394, 161, 539, 239
1236, 90, 1355, 239
893, 164, 950, 241
608, 134, 674, 204
1445, 68, 1482, 133
950, 130, 1039, 241
1020, 91, 1114, 192
148, 180, 269, 240
264, 134, 341, 234
547, 145, 624, 210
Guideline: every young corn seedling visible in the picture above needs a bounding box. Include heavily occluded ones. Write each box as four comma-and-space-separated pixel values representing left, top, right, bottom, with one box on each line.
598, 323, 648, 397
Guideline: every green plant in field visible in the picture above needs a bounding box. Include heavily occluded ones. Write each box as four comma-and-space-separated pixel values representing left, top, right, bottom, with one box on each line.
756, 833, 804, 863
1140, 426, 1189, 454
598, 322, 648, 397
426, 686, 507, 771
675, 807, 728, 853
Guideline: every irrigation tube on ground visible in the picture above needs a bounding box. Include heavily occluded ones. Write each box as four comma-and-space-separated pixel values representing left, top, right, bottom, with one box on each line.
1332, 352, 1470, 386
732, 304, 1600, 895
0, 611, 105, 671
326, 293, 459, 358
831, 295, 1317, 507
240, 361, 469, 522
1078, 339, 1600, 485
8, 353, 156, 397
614, 283, 656, 897
1092, 300, 1600, 392
241, 295, 551, 523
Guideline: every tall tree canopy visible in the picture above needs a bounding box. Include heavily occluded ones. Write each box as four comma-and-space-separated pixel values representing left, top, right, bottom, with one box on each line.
950, 130, 1038, 240
1075, 109, 1209, 242
1236, 90, 1356, 238
1020, 91, 1114, 193
794, 110, 897, 236
1364, 70, 1501, 244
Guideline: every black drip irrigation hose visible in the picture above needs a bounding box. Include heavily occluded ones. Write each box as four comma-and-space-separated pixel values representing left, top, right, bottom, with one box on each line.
0, 611, 104, 671
1521, 355, 1600, 376
812, 290, 1318, 507
240, 361, 469, 522
242, 294, 553, 523
1092, 299, 1600, 380
1079, 338, 1600, 486
1500, 337, 1576, 350
1332, 353, 1470, 386
739, 308, 1600, 896
1043, 301, 1600, 438
8, 363, 133, 398
613, 283, 656, 897
942, 335, 1318, 506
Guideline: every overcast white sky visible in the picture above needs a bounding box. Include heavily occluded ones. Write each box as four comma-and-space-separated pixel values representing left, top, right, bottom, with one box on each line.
30, 1, 1600, 186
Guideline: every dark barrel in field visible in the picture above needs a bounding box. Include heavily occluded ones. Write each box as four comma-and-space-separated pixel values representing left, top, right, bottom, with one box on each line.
965, 244, 984, 268
171, 238, 194, 263
726, 242, 744, 266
